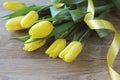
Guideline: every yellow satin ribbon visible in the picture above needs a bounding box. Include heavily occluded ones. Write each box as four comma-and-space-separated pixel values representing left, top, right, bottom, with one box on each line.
84, 0, 120, 80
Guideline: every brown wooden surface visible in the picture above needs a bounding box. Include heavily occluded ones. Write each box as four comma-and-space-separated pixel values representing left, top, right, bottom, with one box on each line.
0, 0, 120, 80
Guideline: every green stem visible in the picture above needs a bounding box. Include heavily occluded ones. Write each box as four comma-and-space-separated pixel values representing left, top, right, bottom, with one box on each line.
73, 29, 91, 46
36, 17, 57, 23
55, 23, 76, 39
79, 29, 90, 43
73, 31, 85, 41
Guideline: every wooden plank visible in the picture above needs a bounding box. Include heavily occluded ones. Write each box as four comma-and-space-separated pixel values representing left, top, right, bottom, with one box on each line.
0, 59, 111, 80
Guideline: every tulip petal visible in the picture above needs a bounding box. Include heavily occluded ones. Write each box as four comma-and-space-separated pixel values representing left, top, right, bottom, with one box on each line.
23, 40, 46, 51
5, 16, 24, 31
29, 21, 54, 38
3, 2, 26, 11
59, 41, 82, 62
46, 39, 66, 58
59, 42, 73, 59
64, 42, 82, 62
21, 11, 39, 28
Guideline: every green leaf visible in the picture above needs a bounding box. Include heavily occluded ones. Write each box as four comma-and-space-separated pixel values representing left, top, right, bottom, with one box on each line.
93, 0, 108, 6
95, 29, 110, 38
55, 31, 69, 39
37, 5, 51, 17
25, 38, 40, 43
61, 0, 87, 4
55, 25, 75, 39
50, 7, 62, 17
36, 17, 57, 23
50, 7, 71, 21
97, 9, 110, 19
1, 5, 43, 19
47, 22, 74, 38
69, 8, 87, 22
112, 0, 120, 10
54, 9, 72, 20
11, 35, 30, 42
53, 22, 74, 35
50, 7, 72, 24
95, 3, 113, 14
95, 10, 110, 38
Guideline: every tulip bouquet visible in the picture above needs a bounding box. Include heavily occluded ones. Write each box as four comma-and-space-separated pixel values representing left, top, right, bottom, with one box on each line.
1, 0, 120, 79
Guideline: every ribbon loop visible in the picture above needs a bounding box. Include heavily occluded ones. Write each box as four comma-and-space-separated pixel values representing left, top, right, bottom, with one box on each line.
84, 0, 120, 80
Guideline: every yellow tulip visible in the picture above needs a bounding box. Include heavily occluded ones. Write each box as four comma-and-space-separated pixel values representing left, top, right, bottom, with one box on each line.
29, 21, 54, 38
3, 1, 26, 11
23, 39, 46, 52
59, 41, 83, 62
45, 39, 66, 58
5, 16, 25, 31
21, 11, 39, 28
53, 3, 64, 8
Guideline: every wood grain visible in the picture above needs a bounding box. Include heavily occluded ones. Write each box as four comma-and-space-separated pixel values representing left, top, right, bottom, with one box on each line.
0, 0, 120, 80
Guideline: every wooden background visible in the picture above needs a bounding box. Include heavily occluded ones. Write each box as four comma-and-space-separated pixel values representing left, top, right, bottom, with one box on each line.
0, 0, 120, 80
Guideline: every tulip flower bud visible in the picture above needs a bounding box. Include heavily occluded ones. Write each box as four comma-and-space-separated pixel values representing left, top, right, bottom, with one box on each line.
5, 16, 25, 31
3, 1, 26, 11
53, 3, 64, 8
45, 39, 66, 58
23, 39, 46, 52
21, 11, 39, 28
59, 41, 83, 62
29, 21, 54, 38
